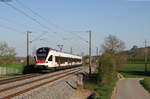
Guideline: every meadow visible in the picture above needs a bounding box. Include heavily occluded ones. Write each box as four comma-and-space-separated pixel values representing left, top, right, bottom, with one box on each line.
118, 64, 150, 78
0, 63, 24, 77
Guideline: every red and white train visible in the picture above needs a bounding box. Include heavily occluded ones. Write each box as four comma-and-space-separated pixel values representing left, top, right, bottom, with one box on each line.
35, 47, 82, 70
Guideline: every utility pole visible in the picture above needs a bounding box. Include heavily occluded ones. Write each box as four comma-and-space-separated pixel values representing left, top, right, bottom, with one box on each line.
89, 30, 92, 75
144, 40, 148, 73
27, 31, 31, 66
57, 44, 63, 51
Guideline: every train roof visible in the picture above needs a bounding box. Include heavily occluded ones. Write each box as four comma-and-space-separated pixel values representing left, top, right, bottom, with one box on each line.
37, 47, 82, 57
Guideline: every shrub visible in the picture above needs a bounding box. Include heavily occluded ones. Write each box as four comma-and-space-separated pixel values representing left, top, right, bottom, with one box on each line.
98, 52, 117, 85
140, 78, 150, 92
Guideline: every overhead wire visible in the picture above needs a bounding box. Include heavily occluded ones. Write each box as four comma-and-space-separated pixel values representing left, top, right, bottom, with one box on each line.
4, 2, 56, 34
15, 0, 68, 32
2, 1, 60, 43
15, 0, 66, 38
2, 0, 89, 53
0, 16, 42, 33
15, 0, 68, 41
0, 23, 21, 33
0, 16, 53, 40
31, 32, 48, 43
15, 0, 88, 43
0, 3, 50, 34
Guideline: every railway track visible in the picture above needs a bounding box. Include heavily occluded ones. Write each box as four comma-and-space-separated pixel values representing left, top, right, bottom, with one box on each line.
0, 67, 82, 99
0, 73, 42, 85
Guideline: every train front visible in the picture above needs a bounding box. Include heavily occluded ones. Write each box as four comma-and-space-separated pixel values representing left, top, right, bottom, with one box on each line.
35, 47, 49, 69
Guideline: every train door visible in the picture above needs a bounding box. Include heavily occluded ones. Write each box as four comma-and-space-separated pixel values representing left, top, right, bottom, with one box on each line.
48, 55, 54, 67
53, 56, 56, 66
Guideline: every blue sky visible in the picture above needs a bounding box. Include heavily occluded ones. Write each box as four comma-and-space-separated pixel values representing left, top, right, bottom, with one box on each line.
0, 0, 150, 56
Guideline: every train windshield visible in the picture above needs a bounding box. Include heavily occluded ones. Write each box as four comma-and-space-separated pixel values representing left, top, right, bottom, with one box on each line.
36, 48, 49, 60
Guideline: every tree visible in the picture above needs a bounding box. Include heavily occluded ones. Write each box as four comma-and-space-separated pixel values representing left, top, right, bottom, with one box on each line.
101, 35, 126, 67
98, 35, 126, 85
0, 42, 16, 64
101, 34, 125, 53
0, 42, 16, 57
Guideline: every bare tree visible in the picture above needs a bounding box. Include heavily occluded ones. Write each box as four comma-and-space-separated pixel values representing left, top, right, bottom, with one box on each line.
101, 35, 125, 53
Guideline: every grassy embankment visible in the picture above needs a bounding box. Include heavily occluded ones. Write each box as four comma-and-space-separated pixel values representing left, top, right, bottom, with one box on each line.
0, 63, 24, 77
118, 64, 150, 93
140, 78, 150, 93
84, 52, 120, 99
84, 76, 118, 99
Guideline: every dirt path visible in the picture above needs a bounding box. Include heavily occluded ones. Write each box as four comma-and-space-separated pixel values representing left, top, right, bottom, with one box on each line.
112, 78, 150, 99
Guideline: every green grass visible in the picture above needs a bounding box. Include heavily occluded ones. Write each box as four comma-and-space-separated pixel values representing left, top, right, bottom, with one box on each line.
0, 63, 24, 76
128, 58, 150, 64
140, 78, 150, 93
84, 77, 118, 99
118, 64, 150, 78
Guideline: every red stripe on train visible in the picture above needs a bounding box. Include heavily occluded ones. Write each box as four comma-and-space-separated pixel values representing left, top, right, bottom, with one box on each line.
37, 60, 45, 63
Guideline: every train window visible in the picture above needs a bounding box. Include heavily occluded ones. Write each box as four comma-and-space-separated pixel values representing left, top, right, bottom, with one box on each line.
48, 55, 53, 61
36, 48, 49, 60
56, 56, 69, 64
55, 56, 81, 64
56, 56, 59, 62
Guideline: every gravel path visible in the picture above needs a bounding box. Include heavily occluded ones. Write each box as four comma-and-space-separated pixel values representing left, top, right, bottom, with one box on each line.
113, 78, 150, 99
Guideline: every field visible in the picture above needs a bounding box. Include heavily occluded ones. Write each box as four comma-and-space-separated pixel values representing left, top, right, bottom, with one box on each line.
128, 58, 150, 64
0, 63, 24, 70
118, 64, 150, 78
0, 63, 24, 77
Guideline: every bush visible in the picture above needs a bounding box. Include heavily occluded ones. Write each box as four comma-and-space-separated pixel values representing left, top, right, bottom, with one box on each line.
140, 78, 150, 92
84, 76, 118, 99
98, 52, 117, 85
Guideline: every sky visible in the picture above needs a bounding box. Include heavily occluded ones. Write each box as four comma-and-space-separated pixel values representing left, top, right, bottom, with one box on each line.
0, 0, 150, 56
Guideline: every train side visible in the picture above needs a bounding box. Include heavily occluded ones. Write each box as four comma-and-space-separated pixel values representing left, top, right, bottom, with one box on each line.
35, 47, 82, 70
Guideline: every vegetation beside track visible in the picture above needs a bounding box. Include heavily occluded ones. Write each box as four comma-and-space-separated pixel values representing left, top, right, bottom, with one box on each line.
0, 42, 26, 77
84, 74, 118, 99
118, 64, 150, 78
0, 63, 24, 71
140, 78, 150, 93
83, 35, 125, 99
0, 63, 24, 77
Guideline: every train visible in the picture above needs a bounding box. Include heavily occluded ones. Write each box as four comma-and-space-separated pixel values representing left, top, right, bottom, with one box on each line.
34, 47, 82, 70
